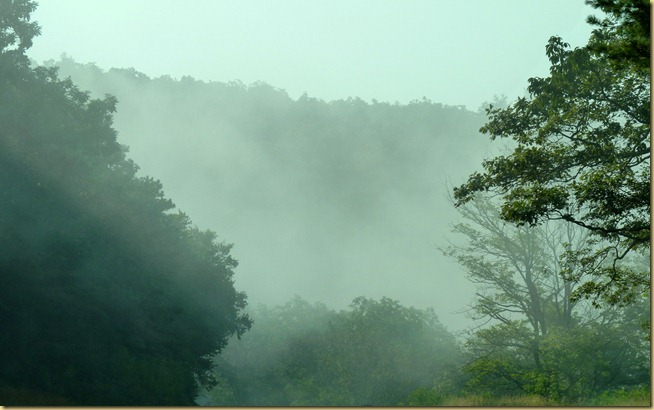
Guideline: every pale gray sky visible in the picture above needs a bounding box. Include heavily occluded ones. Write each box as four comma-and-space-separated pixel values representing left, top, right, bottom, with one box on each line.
29, 0, 597, 110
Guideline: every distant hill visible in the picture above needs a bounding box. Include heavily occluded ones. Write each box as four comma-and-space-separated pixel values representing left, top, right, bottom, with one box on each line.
45, 56, 490, 329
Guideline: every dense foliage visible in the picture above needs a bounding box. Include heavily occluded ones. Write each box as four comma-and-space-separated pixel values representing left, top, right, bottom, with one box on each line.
199, 297, 462, 406
453, 0, 650, 307
586, 0, 650, 72
2, 0, 649, 406
0, 0, 250, 405
448, 1, 651, 404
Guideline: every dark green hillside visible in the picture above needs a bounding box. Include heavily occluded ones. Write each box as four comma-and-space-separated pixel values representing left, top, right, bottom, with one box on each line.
0, 1, 250, 405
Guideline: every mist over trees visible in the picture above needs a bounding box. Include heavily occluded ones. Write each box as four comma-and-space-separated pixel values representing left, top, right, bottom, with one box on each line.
445, 197, 649, 401
197, 296, 462, 406
448, 0, 651, 404
1, 0, 250, 405
45, 54, 489, 319
1, 0, 649, 406
1, 1, 485, 404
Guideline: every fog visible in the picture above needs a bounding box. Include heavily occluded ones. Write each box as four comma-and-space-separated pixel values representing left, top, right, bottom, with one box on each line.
28, 1, 597, 332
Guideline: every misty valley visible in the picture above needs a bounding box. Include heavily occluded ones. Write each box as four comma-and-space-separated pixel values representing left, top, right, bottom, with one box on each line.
0, 0, 650, 406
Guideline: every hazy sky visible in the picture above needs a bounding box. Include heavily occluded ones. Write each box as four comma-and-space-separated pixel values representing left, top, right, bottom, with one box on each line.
29, 0, 597, 110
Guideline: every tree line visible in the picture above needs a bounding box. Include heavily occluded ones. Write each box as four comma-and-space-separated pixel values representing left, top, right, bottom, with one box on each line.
0, 0, 648, 405
447, 0, 650, 403
0, 0, 250, 404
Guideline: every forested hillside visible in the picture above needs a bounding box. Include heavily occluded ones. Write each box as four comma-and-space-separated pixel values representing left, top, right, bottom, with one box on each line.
46, 56, 490, 320
1, 0, 649, 406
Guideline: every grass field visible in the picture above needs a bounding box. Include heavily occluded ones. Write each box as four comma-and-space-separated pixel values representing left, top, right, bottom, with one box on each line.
437, 386, 651, 407
1, 384, 650, 406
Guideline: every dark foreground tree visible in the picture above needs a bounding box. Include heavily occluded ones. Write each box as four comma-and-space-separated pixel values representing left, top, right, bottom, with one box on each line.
0, 0, 250, 405
453, 0, 650, 306
586, 0, 650, 72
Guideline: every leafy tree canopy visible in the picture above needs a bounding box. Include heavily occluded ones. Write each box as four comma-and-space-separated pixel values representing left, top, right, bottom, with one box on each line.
586, 0, 650, 73
203, 297, 462, 406
0, 0, 250, 405
0, 0, 40, 65
453, 0, 650, 305
446, 197, 649, 401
